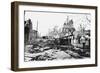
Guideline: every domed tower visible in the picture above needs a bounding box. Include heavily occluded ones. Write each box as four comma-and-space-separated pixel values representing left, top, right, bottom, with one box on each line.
61, 16, 75, 45
62, 16, 74, 36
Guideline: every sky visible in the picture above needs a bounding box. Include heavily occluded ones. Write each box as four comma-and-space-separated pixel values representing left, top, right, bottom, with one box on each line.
25, 11, 91, 36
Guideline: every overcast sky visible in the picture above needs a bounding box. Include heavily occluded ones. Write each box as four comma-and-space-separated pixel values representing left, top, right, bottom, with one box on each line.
25, 11, 91, 36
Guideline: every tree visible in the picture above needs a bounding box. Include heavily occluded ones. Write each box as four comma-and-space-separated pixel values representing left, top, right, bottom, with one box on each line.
48, 26, 59, 38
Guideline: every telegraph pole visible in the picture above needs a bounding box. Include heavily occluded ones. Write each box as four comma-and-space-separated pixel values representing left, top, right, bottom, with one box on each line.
36, 20, 38, 38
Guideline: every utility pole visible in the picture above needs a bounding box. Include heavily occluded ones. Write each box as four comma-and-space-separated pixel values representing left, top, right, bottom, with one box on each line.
67, 16, 69, 22
67, 16, 70, 45
36, 20, 38, 38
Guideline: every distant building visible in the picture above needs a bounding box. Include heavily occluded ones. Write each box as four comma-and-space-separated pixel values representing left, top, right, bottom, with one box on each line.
29, 30, 38, 42
61, 17, 75, 45
24, 19, 32, 44
24, 19, 38, 44
62, 17, 74, 36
